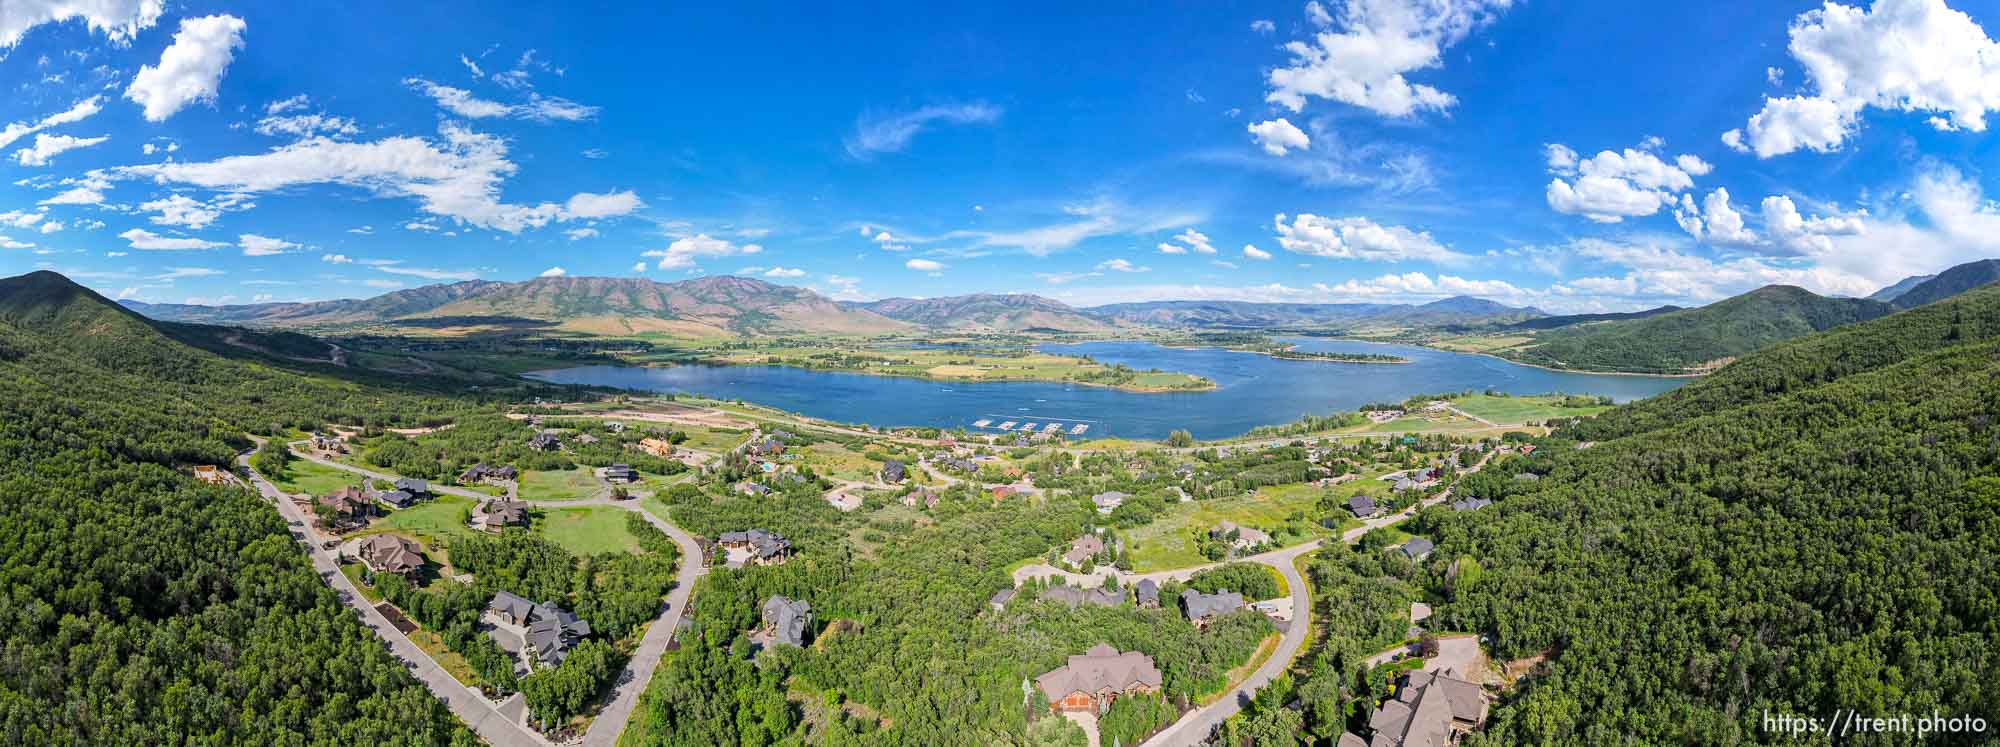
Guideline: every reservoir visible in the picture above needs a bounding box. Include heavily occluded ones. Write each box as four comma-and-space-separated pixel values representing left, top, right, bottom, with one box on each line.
524, 338, 1687, 440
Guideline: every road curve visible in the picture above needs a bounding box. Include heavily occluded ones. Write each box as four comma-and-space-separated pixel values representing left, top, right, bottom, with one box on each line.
281, 443, 710, 746
239, 441, 549, 747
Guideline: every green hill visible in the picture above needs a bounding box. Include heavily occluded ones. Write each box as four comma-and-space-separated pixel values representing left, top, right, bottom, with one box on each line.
852, 293, 1112, 332
1890, 258, 2000, 309
1506, 285, 1892, 374
0, 271, 475, 743
1422, 285, 2000, 743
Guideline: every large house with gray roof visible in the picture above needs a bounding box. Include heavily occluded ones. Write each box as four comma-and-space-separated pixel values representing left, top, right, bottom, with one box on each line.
759, 595, 813, 648
1366, 669, 1490, 746
1181, 588, 1245, 627
485, 591, 592, 669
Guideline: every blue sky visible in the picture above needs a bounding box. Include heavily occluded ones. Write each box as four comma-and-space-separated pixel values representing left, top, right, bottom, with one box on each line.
4, 0, 2000, 312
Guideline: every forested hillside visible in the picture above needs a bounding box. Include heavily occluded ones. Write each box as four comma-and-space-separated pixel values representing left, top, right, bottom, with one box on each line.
0, 272, 481, 743
1889, 258, 2000, 310
1506, 285, 1892, 374
1423, 286, 2000, 743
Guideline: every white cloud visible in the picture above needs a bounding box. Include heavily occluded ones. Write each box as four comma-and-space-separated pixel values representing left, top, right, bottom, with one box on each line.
538, 266, 566, 277
581, 148, 608, 159
238, 233, 298, 256
1251, 19, 1277, 34
1265, 0, 1512, 118
255, 113, 360, 139
1761, 194, 1864, 255
1271, 213, 1466, 262
631, 260, 647, 273
1037, 270, 1102, 284
763, 266, 806, 278
1728, 0, 2000, 158
141, 138, 179, 155
459, 53, 483, 78
1766, 66, 1785, 86
403, 78, 599, 122
40, 186, 104, 205
110, 122, 629, 233
0, 96, 103, 151
1544, 142, 1706, 222
265, 94, 308, 115
872, 231, 909, 251
372, 262, 478, 281
123, 15, 247, 122
1212, 260, 1239, 269
1673, 188, 1760, 246
1, 0, 161, 51
138, 193, 252, 229
1306, 1, 1335, 27
39, 220, 62, 234
0, 210, 47, 229
1171, 228, 1217, 254
119, 228, 225, 250
562, 189, 643, 218
321, 253, 352, 264
648, 233, 761, 270
347, 225, 373, 234
12, 132, 107, 166
1243, 244, 1273, 260
844, 102, 1002, 158
904, 258, 945, 272
150, 266, 220, 281
564, 227, 599, 240
1157, 242, 1188, 255
1247, 117, 1311, 156
1097, 258, 1150, 273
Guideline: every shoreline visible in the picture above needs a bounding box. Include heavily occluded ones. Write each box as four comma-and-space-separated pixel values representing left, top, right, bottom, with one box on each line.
528, 358, 1221, 394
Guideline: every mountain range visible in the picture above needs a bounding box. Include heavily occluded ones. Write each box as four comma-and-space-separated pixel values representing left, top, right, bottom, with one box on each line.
848, 293, 1111, 332
1086, 296, 1545, 329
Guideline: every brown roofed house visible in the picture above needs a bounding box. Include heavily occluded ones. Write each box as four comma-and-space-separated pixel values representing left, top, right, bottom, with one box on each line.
1367, 669, 1491, 746
1062, 534, 1105, 567
1035, 644, 1164, 714
355, 534, 425, 575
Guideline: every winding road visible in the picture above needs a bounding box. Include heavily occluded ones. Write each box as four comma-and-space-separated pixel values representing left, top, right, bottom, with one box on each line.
271, 442, 709, 746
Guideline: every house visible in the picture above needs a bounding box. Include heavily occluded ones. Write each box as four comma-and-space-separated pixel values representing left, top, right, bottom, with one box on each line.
1392, 477, 1421, 493
1181, 588, 1245, 627
1035, 644, 1163, 714
393, 477, 429, 495
1091, 491, 1129, 515
902, 486, 940, 509
825, 487, 863, 512
377, 489, 416, 509
747, 437, 784, 457
1210, 521, 1270, 548
603, 421, 626, 433
318, 486, 375, 522
637, 437, 676, 457
1518, 444, 1537, 456
603, 464, 639, 484
719, 529, 791, 565
734, 481, 772, 497
575, 433, 600, 445
487, 591, 592, 668
991, 484, 1016, 500
880, 459, 906, 483
1367, 669, 1490, 746
527, 431, 562, 451
1062, 534, 1105, 567
988, 588, 1017, 612
760, 595, 813, 648
1039, 585, 1125, 607
1348, 496, 1381, 518
310, 433, 347, 452
1135, 579, 1160, 609
459, 463, 517, 485
1451, 497, 1492, 512
193, 465, 228, 485
1397, 537, 1436, 562
470, 499, 529, 532
355, 534, 425, 575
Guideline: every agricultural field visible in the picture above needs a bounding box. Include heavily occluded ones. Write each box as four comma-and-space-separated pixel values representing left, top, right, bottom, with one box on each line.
1428, 334, 1536, 353
268, 458, 364, 496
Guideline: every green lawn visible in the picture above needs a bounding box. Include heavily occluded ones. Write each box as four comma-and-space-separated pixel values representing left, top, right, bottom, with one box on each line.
1125, 483, 1341, 572
268, 458, 363, 496
1450, 394, 1614, 425
340, 563, 385, 602
517, 467, 604, 501
369, 495, 478, 546
676, 426, 749, 453
534, 505, 642, 555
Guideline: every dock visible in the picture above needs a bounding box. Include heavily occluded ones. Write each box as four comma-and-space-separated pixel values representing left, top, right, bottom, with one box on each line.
997, 421, 1017, 430
972, 419, 992, 428
1070, 424, 1088, 435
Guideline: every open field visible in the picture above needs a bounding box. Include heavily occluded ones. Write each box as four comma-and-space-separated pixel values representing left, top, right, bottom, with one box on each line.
407, 629, 482, 688
268, 458, 363, 496
667, 340, 1216, 392
517, 467, 604, 501
1449, 394, 1614, 424
1429, 334, 1536, 353
1125, 483, 1356, 572
535, 505, 643, 555
367, 495, 478, 548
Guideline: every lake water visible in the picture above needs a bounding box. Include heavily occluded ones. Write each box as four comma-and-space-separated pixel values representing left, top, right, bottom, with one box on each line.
524, 338, 1687, 440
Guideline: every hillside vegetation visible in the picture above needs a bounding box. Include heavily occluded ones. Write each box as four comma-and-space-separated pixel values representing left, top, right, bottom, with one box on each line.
1505, 285, 1891, 374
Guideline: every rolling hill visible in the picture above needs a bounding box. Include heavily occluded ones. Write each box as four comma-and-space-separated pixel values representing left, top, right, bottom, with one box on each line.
1867, 273, 1935, 302
1888, 258, 2000, 309
850, 293, 1111, 332
125, 275, 911, 338
1505, 285, 1893, 374
1505, 304, 1683, 331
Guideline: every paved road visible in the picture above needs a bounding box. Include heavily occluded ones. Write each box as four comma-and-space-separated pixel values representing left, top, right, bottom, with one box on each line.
290, 446, 709, 747
239, 441, 549, 747
1137, 450, 1496, 747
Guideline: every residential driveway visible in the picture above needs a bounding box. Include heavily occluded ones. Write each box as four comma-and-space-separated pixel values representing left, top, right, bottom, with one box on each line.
1426, 635, 1483, 678
1063, 710, 1102, 747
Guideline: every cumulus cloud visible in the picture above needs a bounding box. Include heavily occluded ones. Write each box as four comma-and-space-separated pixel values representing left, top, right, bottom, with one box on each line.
239, 233, 298, 256
844, 102, 1001, 158
631, 260, 647, 273
40, 186, 104, 205
646, 233, 761, 270
1167, 228, 1217, 254
13, 133, 107, 166
564, 227, 599, 240
1673, 188, 1760, 246
1097, 258, 1150, 273
108, 122, 637, 233
0, 96, 103, 151
138, 193, 253, 229
1725, 0, 2000, 158
255, 112, 360, 139
1544, 141, 1706, 222
872, 231, 909, 251
1, 0, 161, 51
403, 78, 599, 122
123, 15, 247, 122
1251, 19, 1277, 34
119, 227, 226, 250
904, 258, 945, 272
538, 266, 566, 277
763, 266, 806, 278
1265, 0, 1512, 118
1271, 213, 1466, 262
1243, 244, 1273, 260
1761, 194, 1865, 255
1247, 117, 1311, 156
321, 253, 352, 264
1157, 242, 1187, 255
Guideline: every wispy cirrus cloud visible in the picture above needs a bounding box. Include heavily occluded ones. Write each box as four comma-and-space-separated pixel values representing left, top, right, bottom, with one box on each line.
844, 101, 1001, 159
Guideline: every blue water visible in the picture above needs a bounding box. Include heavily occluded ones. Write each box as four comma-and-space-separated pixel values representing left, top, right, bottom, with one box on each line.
523, 338, 1687, 440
